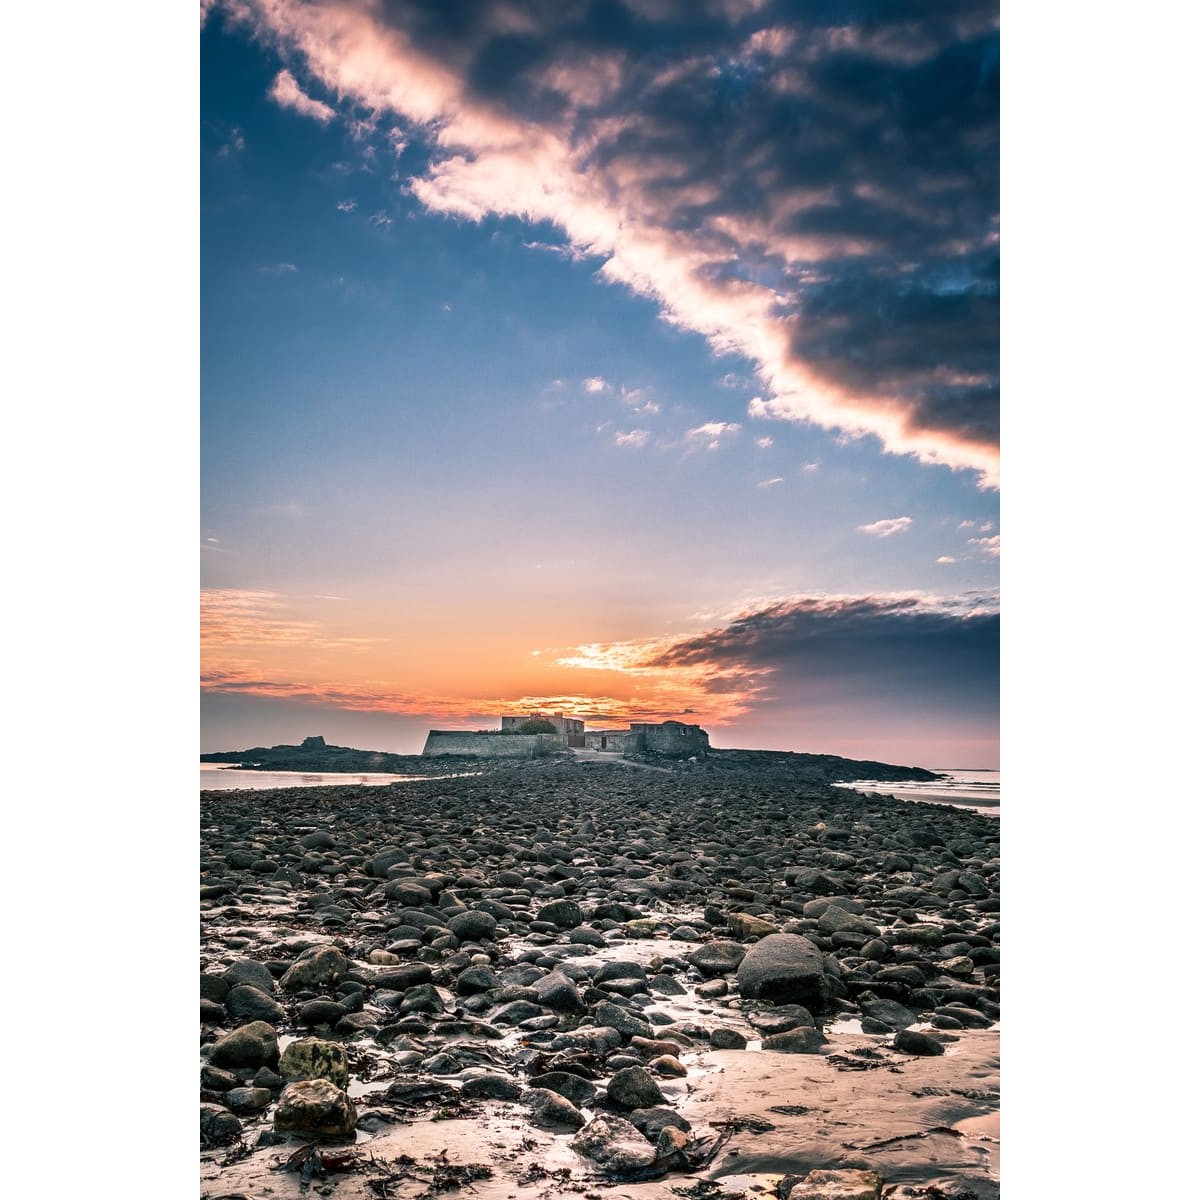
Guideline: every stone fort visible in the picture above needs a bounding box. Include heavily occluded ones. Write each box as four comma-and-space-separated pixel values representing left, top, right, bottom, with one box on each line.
421, 712, 709, 760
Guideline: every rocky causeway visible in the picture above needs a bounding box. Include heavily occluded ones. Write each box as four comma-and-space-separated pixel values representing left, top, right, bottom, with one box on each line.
200, 750, 999, 1200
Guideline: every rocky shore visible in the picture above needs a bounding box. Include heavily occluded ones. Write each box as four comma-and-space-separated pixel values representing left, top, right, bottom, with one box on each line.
200, 752, 999, 1200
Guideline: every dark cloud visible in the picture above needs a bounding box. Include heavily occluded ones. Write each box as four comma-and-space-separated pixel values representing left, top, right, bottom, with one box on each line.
227, 0, 1000, 477
650, 594, 998, 712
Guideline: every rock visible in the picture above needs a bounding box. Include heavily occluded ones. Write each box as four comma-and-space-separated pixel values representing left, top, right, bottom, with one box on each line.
594, 961, 648, 988
200, 1103, 243, 1147
893, 1028, 945, 1056
761, 1026, 826, 1053
274, 1079, 357, 1137
687, 940, 746, 976
223, 960, 275, 993
817, 906, 880, 938
572, 1115, 660, 1173
201, 973, 231, 1002
299, 831, 335, 850
859, 998, 918, 1031
656, 1125, 690, 1160
523, 1087, 587, 1129
373, 964, 434, 991
629, 1106, 691, 1138
200, 1065, 239, 1093
606, 1065, 667, 1110
280, 945, 349, 992
462, 1073, 522, 1100
592, 1001, 653, 1041
201, 999, 226, 1024
279, 1037, 350, 1088
529, 1072, 597, 1109
225, 984, 286, 1024
709, 1027, 748, 1049
456, 965, 500, 995
225, 1086, 272, 1114
297, 998, 346, 1027
448, 910, 498, 941
648, 1054, 687, 1077
537, 899, 583, 928
780, 1169, 884, 1199
735, 934, 835, 1011
749, 1005, 816, 1035
209, 1021, 279, 1069
727, 912, 779, 938
533, 971, 587, 1013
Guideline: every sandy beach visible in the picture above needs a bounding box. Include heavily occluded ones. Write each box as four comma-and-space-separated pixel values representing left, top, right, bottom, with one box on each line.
201, 751, 999, 1199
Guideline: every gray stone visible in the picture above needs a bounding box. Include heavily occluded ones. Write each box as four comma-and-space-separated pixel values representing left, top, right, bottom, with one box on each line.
687, 940, 746, 976
523, 1087, 586, 1129
200, 1103, 243, 1146
225, 1086, 272, 1114
894, 1029, 945, 1056
209, 1021, 279, 1069
780, 1169, 883, 1199
226, 984, 286, 1024
461, 1073, 522, 1100
735, 934, 835, 1011
571, 1115, 659, 1173
761, 1026, 826, 1054
274, 1079, 357, 1137
529, 1072, 597, 1109
709, 1027, 748, 1049
537, 899, 584, 928
222, 960, 275, 993
448, 910, 498, 941
280, 945, 349, 992
593, 1001, 653, 1041
606, 1065, 667, 1110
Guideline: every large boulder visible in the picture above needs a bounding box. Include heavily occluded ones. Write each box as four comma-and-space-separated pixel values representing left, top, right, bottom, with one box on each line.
735, 934, 836, 1011
279, 1037, 350, 1088
280, 945, 349, 992
274, 1079, 357, 1137
571, 1115, 659, 1174
208, 1021, 279, 1069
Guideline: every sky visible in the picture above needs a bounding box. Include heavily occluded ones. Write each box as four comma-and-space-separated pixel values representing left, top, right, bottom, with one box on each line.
201, 0, 1000, 767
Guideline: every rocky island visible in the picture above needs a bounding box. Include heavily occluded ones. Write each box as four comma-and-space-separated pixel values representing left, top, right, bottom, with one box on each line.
201, 750, 997, 1199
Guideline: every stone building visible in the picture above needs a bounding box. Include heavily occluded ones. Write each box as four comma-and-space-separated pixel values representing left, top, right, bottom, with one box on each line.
422, 714, 708, 759
500, 712, 585, 740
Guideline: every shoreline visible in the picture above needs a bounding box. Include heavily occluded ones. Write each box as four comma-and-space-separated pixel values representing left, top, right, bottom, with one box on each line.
201, 755, 999, 1199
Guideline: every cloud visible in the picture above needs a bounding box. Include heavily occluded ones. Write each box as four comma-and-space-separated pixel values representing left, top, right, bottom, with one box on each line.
257, 262, 297, 276
858, 516, 913, 538
614, 429, 650, 448
756, 477, 784, 488
937, 556, 958, 564
268, 68, 336, 124
551, 591, 999, 736
755, 436, 773, 448
686, 420, 741, 450
583, 376, 609, 393
336, 198, 357, 212
969, 534, 1000, 556
214, 1, 1000, 485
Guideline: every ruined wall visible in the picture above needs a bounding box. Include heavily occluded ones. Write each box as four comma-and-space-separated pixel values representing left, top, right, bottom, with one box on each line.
629, 722, 710, 757
421, 731, 567, 758
584, 730, 636, 753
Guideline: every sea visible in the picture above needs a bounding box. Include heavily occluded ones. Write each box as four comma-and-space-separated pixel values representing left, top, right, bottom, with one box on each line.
832, 768, 999, 817
200, 763, 429, 791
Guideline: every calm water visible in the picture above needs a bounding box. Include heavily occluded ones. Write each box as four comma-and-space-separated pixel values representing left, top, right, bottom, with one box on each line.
200, 764, 429, 791
833, 768, 999, 816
